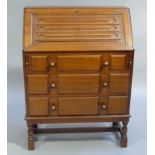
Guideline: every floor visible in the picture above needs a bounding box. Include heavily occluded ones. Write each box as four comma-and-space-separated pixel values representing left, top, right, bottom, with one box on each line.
7, 69, 146, 155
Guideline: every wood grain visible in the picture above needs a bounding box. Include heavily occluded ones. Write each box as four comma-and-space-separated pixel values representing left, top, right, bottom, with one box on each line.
58, 74, 100, 94
23, 7, 133, 51
58, 96, 98, 116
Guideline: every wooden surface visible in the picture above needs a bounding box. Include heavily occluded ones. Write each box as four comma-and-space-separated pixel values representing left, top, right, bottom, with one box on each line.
58, 96, 98, 115
23, 7, 134, 150
58, 55, 101, 71
23, 7, 133, 51
58, 74, 100, 94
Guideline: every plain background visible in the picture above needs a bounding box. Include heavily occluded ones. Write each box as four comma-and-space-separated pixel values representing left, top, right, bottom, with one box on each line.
7, 0, 146, 155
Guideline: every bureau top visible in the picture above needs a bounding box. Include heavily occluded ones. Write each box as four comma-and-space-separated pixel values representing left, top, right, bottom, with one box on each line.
23, 7, 133, 52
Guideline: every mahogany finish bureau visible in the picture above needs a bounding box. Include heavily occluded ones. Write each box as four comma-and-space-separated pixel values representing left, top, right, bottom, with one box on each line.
23, 7, 134, 150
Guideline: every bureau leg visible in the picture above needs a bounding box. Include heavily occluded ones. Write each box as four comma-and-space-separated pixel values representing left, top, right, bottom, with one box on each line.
28, 123, 34, 150
112, 122, 118, 127
120, 122, 128, 148
33, 124, 38, 129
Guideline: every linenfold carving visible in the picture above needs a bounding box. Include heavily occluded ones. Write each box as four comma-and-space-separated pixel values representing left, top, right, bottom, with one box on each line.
32, 14, 124, 43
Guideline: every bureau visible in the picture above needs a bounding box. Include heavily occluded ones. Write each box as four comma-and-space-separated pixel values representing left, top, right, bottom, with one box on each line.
23, 7, 134, 150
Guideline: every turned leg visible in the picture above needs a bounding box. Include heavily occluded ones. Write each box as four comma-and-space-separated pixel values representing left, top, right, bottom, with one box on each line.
28, 123, 34, 150
33, 124, 38, 129
120, 122, 128, 147
113, 122, 118, 127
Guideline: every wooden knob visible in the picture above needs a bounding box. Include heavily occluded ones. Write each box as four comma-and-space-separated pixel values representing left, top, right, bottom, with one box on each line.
104, 61, 109, 66
51, 62, 55, 67
103, 82, 108, 87
51, 105, 56, 110
51, 83, 55, 88
129, 61, 132, 64
101, 104, 106, 110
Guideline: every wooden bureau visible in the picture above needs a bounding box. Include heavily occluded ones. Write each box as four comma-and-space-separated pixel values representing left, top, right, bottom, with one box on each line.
23, 7, 134, 150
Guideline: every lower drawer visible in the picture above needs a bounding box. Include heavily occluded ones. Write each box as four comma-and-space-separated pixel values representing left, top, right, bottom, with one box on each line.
28, 96, 49, 116
27, 95, 129, 116
58, 96, 98, 116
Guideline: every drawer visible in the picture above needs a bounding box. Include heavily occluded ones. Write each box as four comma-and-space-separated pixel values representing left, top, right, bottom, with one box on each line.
58, 55, 101, 71
58, 96, 98, 116
101, 53, 132, 71
109, 73, 130, 94
101, 73, 130, 95
28, 96, 49, 116
27, 75, 48, 94
110, 54, 129, 71
58, 74, 99, 94
108, 96, 128, 114
29, 55, 48, 72
99, 96, 128, 115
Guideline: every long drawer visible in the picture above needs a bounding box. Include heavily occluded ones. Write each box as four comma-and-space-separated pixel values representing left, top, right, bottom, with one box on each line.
25, 53, 132, 73
27, 95, 129, 116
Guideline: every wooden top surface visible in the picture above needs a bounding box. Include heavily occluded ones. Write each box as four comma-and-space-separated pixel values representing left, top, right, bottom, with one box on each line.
23, 7, 133, 52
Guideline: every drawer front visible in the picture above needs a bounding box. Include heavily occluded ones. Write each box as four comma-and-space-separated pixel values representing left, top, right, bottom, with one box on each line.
27, 75, 48, 94
99, 96, 128, 115
25, 53, 132, 73
30, 55, 48, 72
58, 55, 101, 71
58, 74, 99, 94
28, 96, 49, 116
110, 54, 129, 71
108, 96, 128, 114
109, 73, 130, 94
101, 73, 130, 95
58, 96, 98, 116
102, 53, 132, 71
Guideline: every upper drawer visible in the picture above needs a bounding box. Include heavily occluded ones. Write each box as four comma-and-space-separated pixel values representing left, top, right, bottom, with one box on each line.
102, 53, 133, 71
24, 53, 133, 73
58, 55, 101, 71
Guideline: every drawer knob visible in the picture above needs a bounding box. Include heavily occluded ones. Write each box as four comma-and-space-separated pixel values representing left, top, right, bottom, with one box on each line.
101, 104, 106, 110
129, 61, 132, 64
103, 82, 108, 87
51, 105, 56, 110
104, 61, 109, 66
51, 83, 56, 88
51, 62, 55, 67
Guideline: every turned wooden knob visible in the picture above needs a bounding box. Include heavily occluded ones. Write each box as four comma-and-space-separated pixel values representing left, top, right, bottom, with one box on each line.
51, 62, 55, 67
51, 83, 56, 88
104, 61, 109, 66
129, 61, 132, 64
101, 104, 106, 110
51, 105, 56, 110
103, 82, 108, 87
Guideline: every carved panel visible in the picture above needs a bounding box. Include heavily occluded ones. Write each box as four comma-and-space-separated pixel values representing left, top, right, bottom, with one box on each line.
32, 14, 124, 43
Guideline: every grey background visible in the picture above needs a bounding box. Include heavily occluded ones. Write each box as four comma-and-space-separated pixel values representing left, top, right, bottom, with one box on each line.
7, 0, 147, 155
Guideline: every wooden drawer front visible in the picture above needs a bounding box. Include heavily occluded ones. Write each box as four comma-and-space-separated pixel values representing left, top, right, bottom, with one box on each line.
108, 96, 128, 114
110, 54, 129, 71
58, 55, 100, 71
30, 55, 48, 72
109, 73, 130, 94
99, 97, 108, 115
27, 75, 48, 94
58, 97, 98, 116
28, 96, 49, 116
58, 74, 99, 94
